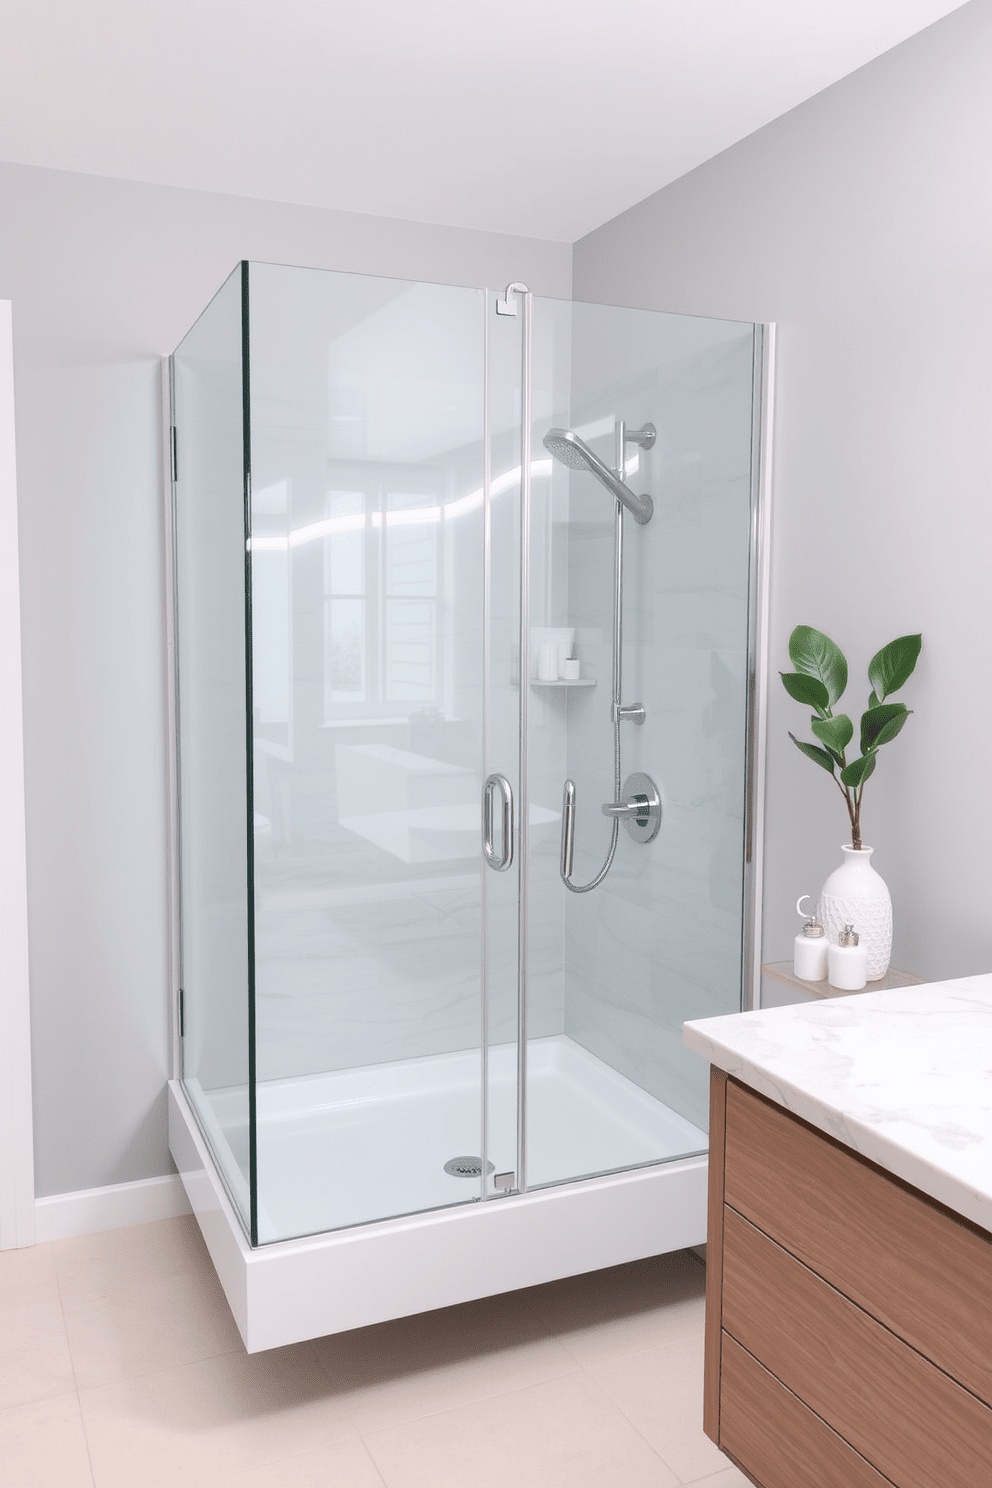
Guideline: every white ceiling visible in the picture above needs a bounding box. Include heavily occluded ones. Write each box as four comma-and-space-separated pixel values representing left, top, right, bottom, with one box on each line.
0, 0, 970, 242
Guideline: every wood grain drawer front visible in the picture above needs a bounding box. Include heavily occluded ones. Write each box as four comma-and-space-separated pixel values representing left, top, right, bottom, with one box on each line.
724, 1077, 992, 1405
722, 1208, 992, 1488
720, 1335, 892, 1488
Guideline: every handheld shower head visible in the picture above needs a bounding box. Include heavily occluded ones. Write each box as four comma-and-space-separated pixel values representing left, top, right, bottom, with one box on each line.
542, 428, 653, 524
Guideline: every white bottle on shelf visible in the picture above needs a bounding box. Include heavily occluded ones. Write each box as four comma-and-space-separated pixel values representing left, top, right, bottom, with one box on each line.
793, 895, 828, 981
828, 924, 867, 992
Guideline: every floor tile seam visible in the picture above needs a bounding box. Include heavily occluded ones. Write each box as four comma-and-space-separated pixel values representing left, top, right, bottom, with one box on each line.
548, 1314, 704, 1370
55, 1264, 217, 1311
579, 1380, 688, 1483
579, 1321, 706, 1377
71, 1341, 248, 1402
0, 1383, 81, 1423
679, 1466, 742, 1487
318, 1349, 583, 1436
215, 1430, 391, 1488
83, 1419, 366, 1488
51, 1258, 87, 1402
352, 1360, 591, 1444
67, 1381, 102, 1488
571, 1359, 681, 1473
358, 1435, 391, 1488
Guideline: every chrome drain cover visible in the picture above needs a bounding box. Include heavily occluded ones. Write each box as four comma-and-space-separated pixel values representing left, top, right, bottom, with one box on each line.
444, 1156, 495, 1178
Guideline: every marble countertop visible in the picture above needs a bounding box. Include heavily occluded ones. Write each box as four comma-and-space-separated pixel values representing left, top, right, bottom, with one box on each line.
683, 974, 992, 1236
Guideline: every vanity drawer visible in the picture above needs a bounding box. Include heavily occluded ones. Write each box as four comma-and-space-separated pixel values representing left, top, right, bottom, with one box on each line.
723, 1077, 992, 1404
722, 1206, 992, 1488
719, 1335, 891, 1488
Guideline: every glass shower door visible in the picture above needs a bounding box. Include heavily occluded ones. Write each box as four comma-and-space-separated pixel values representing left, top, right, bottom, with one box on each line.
246, 263, 494, 1242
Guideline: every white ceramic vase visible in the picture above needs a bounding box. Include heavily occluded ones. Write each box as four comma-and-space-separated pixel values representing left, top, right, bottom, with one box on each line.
820, 845, 892, 981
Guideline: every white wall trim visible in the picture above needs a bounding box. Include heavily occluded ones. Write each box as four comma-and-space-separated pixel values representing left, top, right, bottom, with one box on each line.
0, 299, 36, 1250
34, 1173, 191, 1244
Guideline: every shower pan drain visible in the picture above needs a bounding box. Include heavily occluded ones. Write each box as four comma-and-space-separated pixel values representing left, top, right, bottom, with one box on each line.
444, 1156, 496, 1178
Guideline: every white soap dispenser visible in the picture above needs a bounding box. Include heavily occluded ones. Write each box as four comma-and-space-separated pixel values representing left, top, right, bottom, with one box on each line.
828, 924, 867, 992
793, 895, 828, 981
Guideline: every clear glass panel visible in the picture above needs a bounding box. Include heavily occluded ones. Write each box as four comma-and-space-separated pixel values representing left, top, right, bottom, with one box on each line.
173, 267, 253, 1232
245, 263, 488, 1242
523, 297, 757, 1189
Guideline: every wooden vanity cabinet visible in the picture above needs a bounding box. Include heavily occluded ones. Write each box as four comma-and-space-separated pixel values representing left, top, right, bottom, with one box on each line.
704, 1069, 992, 1488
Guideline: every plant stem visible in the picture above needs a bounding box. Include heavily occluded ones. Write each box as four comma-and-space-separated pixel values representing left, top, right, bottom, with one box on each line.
852, 778, 865, 851
832, 774, 860, 848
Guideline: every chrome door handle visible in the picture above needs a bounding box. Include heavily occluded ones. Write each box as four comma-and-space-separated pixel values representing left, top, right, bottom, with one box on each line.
483, 774, 514, 871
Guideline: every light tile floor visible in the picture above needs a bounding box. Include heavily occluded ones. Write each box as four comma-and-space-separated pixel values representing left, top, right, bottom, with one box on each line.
0, 1216, 751, 1488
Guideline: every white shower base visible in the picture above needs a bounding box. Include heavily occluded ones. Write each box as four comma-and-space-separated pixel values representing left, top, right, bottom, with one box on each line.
169, 1037, 709, 1352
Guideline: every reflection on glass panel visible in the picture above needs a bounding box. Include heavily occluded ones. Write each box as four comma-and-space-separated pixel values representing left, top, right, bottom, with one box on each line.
247, 263, 486, 1243
327, 596, 366, 702
323, 492, 367, 709
386, 598, 434, 700
385, 494, 438, 703
326, 492, 365, 593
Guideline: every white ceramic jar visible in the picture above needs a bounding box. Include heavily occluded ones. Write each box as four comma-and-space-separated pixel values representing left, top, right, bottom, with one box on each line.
828, 924, 867, 991
793, 895, 828, 981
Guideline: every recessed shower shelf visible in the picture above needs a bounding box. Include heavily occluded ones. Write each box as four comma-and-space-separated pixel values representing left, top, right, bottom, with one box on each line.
530, 678, 596, 689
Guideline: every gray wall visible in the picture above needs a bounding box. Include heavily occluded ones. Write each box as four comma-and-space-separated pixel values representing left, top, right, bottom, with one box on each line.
0, 161, 571, 1198
574, 0, 992, 987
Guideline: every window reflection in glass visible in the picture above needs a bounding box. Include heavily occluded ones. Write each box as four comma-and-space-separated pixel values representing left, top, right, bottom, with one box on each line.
324, 491, 366, 706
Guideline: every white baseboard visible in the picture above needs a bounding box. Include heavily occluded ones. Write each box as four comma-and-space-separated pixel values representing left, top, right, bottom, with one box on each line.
35, 1173, 191, 1243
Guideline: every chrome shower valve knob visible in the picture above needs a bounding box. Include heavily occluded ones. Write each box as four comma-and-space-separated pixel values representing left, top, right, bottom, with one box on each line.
601, 773, 661, 844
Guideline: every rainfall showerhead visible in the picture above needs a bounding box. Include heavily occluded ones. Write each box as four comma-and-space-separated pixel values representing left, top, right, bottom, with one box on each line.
542, 427, 654, 524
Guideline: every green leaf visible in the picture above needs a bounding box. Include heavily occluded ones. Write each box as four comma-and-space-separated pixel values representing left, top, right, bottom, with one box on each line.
868, 634, 922, 701
788, 626, 848, 707
841, 754, 877, 788
780, 671, 830, 714
861, 703, 911, 755
789, 733, 837, 775
811, 714, 853, 756
868, 689, 880, 709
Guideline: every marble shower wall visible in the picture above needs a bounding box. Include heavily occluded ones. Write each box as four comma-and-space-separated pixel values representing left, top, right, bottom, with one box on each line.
560, 318, 756, 1134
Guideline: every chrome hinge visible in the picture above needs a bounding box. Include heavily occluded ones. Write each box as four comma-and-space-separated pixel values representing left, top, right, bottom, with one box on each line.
493, 1171, 515, 1195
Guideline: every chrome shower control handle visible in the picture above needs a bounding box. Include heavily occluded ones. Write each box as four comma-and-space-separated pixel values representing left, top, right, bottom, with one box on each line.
603, 773, 662, 844
483, 774, 514, 872
601, 799, 649, 819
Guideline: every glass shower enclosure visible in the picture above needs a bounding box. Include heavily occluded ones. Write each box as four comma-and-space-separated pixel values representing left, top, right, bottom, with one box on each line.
170, 261, 763, 1267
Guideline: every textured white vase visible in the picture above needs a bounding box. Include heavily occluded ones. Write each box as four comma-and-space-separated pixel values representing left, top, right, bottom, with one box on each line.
820, 845, 892, 981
